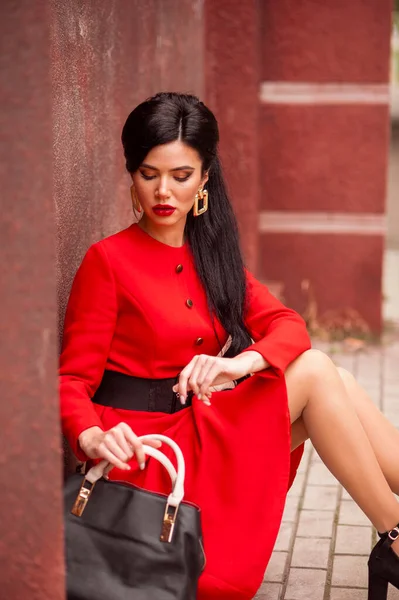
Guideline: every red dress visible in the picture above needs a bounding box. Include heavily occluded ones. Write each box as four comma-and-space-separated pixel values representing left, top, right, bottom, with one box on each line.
60, 223, 311, 599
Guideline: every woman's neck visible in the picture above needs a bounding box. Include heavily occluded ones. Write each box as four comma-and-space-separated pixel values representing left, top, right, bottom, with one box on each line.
138, 215, 186, 248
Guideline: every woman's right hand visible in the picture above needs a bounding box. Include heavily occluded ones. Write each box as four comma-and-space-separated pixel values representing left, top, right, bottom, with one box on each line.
78, 423, 162, 471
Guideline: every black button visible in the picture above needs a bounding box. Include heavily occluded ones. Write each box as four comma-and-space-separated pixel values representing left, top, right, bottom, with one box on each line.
175, 264, 183, 273
186, 299, 193, 308
195, 337, 204, 346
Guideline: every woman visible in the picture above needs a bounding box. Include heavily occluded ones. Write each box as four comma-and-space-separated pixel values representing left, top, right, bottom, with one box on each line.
60, 92, 399, 600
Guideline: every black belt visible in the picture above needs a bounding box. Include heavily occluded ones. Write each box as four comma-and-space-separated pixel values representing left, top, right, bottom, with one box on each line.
91, 370, 193, 413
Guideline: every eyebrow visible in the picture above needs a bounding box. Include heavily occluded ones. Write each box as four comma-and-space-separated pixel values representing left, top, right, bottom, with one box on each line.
140, 163, 195, 172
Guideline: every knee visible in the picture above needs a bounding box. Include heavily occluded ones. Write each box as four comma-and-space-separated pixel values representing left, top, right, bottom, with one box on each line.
336, 366, 356, 388
291, 348, 335, 382
294, 350, 356, 389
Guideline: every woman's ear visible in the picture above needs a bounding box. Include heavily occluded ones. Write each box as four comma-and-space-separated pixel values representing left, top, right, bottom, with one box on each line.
202, 171, 209, 188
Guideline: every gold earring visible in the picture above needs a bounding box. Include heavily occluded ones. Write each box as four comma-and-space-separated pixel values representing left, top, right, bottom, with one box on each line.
130, 184, 142, 213
193, 188, 208, 217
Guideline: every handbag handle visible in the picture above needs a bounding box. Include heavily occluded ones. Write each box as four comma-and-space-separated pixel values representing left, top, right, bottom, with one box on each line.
73, 434, 186, 543
84, 434, 185, 506
85, 445, 177, 488
138, 434, 185, 507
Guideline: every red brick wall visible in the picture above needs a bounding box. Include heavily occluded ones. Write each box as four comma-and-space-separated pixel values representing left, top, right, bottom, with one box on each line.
261, 0, 391, 83
204, 0, 261, 271
258, 0, 392, 331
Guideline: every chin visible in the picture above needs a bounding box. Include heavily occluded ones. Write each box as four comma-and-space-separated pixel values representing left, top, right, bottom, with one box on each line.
152, 213, 185, 226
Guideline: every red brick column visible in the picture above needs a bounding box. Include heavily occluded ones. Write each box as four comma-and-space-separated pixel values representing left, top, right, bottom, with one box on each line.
0, 2, 65, 598
259, 0, 392, 331
205, 0, 261, 271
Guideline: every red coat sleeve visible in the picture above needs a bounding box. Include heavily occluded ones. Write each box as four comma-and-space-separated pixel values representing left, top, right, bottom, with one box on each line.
59, 243, 117, 461
243, 271, 311, 373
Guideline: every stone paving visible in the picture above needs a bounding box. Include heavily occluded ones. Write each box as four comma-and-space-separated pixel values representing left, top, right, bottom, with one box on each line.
255, 339, 399, 600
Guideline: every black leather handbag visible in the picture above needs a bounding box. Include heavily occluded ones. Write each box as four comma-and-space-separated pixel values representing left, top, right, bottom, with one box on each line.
64, 434, 205, 600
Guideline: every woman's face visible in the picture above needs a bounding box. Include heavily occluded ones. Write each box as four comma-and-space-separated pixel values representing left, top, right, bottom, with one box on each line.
131, 140, 208, 226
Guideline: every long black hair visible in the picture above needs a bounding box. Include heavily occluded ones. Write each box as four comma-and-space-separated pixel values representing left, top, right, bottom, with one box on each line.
121, 92, 252, 357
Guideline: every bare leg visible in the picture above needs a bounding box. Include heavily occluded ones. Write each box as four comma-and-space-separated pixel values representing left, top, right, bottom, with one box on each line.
291, 417, 308, 452
291, 366, 399, 496
286, 349, 399, 541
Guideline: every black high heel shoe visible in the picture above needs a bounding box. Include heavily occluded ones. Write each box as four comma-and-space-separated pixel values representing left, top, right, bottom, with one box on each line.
368, 524, 399, 599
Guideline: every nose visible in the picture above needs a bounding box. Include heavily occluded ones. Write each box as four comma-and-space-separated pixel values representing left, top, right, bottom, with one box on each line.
156, 177, 171, 201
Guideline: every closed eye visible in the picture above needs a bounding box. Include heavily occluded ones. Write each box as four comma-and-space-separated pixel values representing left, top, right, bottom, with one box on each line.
139, 171, 156, 181
139, 168, 194, 183
174, 174, 192, 182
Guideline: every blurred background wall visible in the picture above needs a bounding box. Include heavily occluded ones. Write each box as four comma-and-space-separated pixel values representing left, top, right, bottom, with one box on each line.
259, 1, 392, 334
385, 5, 399, 326
0, 1, 396, 598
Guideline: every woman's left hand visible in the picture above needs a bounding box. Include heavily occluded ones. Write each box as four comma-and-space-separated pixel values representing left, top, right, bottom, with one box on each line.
173, 352, 261, 406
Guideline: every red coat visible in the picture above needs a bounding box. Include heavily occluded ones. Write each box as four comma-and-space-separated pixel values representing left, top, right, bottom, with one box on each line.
60, 223, 311, 599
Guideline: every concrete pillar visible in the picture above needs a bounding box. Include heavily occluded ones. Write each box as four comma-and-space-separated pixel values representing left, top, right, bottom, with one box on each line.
0, 1, 65, 598
51, 1, 205, 472
205, 0, 261, 271
259, 0, 392, 331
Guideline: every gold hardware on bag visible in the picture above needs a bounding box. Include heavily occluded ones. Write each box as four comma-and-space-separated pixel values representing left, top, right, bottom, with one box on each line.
71, 479, 96, 517
160, 503, 178, 543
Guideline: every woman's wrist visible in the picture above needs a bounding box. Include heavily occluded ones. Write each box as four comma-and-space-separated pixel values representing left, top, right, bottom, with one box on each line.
78, 426, 104, 455
236, 350, 269, 375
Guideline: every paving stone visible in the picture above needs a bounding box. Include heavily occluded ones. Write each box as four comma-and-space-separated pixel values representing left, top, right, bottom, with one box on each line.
382, 407, 399, 427
384, 395, 399, 411
335, 525, 372, 555
307, 462, 339, 486
303, 485, 338, 510
339, 500, 371, 526
297, 452, 310, 475
297, 509, 335, 538
288, 473, 306, 498
383, 369, 399, 383
264, 551, 288, 582
291, 537, 330, 569
282, 494, 300, 522
357, 368, 381, 382
254, 582, 282, 599
331, 555, 368, 588
388, 584, 399, 599
285, 567, 326, 600
358, 387, 381, 404
303, 439, 313, 454
329, 588, 367, 600
310, 451, 323, 464
332, 354, 356, 372
274, 522, 294, 552
385, 382, 399, 394
341, 487, 352, 501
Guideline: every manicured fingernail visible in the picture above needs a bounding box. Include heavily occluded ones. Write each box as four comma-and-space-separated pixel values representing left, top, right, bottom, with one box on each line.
126, 465, 131, 470
205, 400, 211, 406
197, 394, 202, 400
140, 462, 145, 470
180, 396, 186, 404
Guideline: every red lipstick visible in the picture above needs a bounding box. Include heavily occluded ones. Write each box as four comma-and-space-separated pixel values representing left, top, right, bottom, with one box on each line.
152, 204, 176, 217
